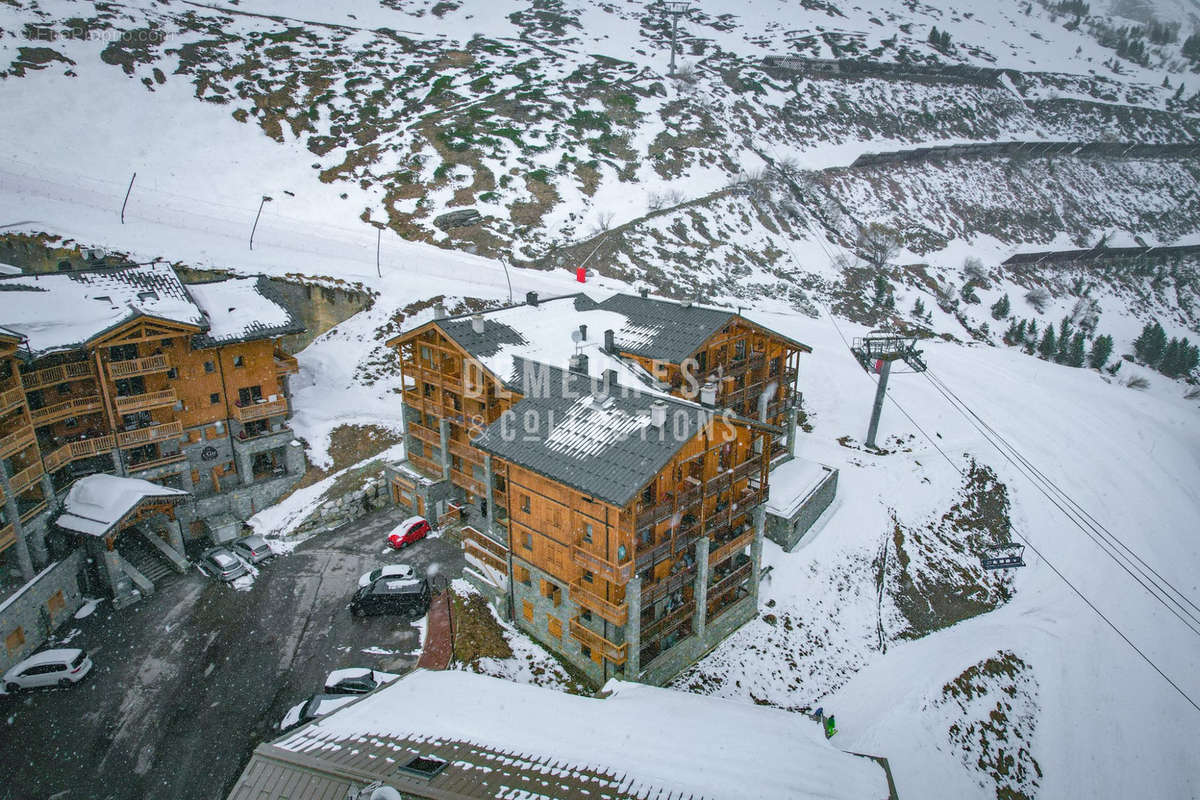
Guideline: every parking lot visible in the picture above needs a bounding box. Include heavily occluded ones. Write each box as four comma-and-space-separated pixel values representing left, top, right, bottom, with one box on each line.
0, 507, 465, 800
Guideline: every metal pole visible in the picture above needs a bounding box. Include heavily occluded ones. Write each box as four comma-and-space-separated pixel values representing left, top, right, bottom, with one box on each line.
864, 358, 892, 450
500, 257, 513, 303
669, 12, 679, 76
121, 172, 136, 224
376, 225, 382, 278
249, 196, 271, 251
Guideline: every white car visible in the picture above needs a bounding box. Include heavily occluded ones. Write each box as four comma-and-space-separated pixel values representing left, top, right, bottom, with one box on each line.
279, 693, 359, 730
324, 667, 401, 695
357, 564, 415, 589
3, 648, 93, 693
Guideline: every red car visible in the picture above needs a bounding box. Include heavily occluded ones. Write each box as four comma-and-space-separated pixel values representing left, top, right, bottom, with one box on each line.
387, 516, 431, 549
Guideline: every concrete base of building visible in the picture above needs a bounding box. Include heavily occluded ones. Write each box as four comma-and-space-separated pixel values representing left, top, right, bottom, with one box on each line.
765, 465, 839, 552
637, 593, 758, 687
0, 549, 85, 675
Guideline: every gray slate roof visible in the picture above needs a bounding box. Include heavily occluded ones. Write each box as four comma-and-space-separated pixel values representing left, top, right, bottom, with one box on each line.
188, 276, 306, 348
472, 359, 704, 508
597, 293, 735, 362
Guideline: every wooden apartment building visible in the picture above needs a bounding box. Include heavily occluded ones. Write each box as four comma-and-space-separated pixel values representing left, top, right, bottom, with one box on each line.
387, 291, 809, 685
0, 264, 305, 601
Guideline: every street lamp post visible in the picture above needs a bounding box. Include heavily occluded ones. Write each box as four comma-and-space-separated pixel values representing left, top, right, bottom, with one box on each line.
249, 195, 273, 251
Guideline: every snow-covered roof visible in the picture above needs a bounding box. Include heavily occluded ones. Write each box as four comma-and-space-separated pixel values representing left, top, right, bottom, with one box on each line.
258, 670, 888, 800
0, 264, 205, 358
56, 474, 189, 537
598, 292, 738, 362
767, 458, 837, 519
186, 276, 304, 347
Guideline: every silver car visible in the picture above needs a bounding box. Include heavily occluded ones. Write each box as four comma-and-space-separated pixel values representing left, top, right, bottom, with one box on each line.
200, 547, 248, 581
230, 534, 274, 564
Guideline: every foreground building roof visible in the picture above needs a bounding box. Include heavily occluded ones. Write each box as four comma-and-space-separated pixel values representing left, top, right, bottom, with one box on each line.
596, 292, 737, 362
56, 474, 189, 537
186, 276, 304, 347
230, 669, 890, 800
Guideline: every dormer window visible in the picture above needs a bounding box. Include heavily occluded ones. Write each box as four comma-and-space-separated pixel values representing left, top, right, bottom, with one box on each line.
138, 291, 158, 302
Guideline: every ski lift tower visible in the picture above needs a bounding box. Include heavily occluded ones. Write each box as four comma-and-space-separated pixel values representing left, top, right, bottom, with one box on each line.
850, 331, 927, 450
661, 1, 691, 77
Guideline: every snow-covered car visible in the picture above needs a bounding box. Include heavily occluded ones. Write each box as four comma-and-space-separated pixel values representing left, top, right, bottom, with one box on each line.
323, 667, 400, 695
357, 564, 415, 589
279, 692, 359, 730
3, 648, 92, 693
199, 547, 247, 581
386, 516, 430, 549
230, 534, 274, 565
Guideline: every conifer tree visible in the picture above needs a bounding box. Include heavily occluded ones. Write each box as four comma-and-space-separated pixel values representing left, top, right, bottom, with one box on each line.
1038, 326, 1057, 359
913, 297, 926, 318
1067, 332, 1086, 367
1088, 334, 1113, 369
1134, 320, 1167, 364
990, 293, 1010, 320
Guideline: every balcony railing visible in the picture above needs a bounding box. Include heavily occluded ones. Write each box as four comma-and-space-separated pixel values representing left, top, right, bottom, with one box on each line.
709, 527, 756, 567
407, 452, 443, 479
117, 420, 183, 447
634, 458, 762, 528
707, 558, 752, 602
232, 396, 289, 423
0, 427, 36, 459
114, 389, 177, 414
446, 437, 483, 464
0, 522, 13, 551
568, 617, 627, 665
1, 385, 25, 414
273, 350, 300, 375
107, 353, 171, 379
450, 468, 485, 496
407, 423, 440, 448
29, 395, 104, 426
568, 580, 628, 625
641, 567, 696, 607
20, 360, 93, 391
127, 451, 188, 472
570, 544, 634, 585
7, 462, 44, 495
640, 599, 695, 642
43, 435, 116, 472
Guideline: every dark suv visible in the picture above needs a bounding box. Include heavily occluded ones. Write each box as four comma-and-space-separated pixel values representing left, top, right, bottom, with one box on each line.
350, 576, 432, 618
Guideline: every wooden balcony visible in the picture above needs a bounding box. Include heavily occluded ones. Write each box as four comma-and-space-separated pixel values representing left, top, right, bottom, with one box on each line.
114, 389, 177, 414
0, 427, 36, 459
446, 437, 483, 464
634, 458, 762, 528
570, 544, 634, 585
709, 527, 756, 567
273, 350, 300, 375
29, 395, 103, 426
43, 435, 116, 472
450, 468, 484, 496
117, 420, 183, 447
407, 452, 443, 479
0, 522, 13, 552
20, 500, 47, 524
7, 462, 44, 495
232, 395, 289, 423
706, 558, 752, 602
20, 360, 93, 391
408, 423, 440, 449
127, 451, 188, 473
569, 580, 628, 625
107, 353, 171, 379
640, 599, 694, 642
462, 526, 507, 573
568, 617, 627, 665
1, 385, 26, 414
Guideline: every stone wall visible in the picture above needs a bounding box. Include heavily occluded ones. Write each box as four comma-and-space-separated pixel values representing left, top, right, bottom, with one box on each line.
286, 469, 389, 540
0, 549, 85, 674
766, 467, 838, 552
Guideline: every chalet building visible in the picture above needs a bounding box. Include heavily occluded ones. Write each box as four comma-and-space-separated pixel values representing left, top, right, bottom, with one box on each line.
386, 291, 813, 685
0, 263, 305, 633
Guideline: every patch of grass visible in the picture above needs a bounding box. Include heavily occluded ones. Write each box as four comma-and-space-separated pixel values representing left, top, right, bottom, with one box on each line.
527, 168, 552, 183
451, 592, 514, 662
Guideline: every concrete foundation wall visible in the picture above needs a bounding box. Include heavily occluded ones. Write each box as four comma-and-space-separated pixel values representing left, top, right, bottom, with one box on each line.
0, 549, 85, 674
766, 467, 838, 552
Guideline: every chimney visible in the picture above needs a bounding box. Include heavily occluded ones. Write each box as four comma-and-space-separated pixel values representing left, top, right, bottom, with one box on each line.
639, 287, 649, 299
605, 369, 618, 390
683, 298, 693, 309
569, 352, 589, 375
433, 301, 447, 319
578, 324, 587, 341
471, 313, 485, 334
604, 329, 615, 353
650, 399, 667, 430
526, 291, 539, 307
699, 380, 717, 407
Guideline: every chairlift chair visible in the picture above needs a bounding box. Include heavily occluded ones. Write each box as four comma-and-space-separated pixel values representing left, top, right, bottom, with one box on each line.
980, 543, 1026, 571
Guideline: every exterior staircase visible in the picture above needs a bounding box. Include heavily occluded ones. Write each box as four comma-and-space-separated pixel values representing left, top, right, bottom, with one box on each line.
118, 532, 179, 586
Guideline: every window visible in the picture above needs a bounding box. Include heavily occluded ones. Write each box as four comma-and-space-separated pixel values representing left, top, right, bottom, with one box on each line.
5, 626, 24, 654
522, 600, 533, 622
521, 494, 530, 513
233, 355, 245, 368
581, 609, 593, 623
397, 755, 448, 779
63, 417, 77, 429
56, 383, 70, 396
210, 393, 220, 405
514, 565, 531, 586
47, 591, 65, 618
521, 532, 532, 551
540, 580, 560, 606
580, 644, 591, 659
237, 385, 263, 406
166, 368, 178, 380
547, 615, 563, 639
582, 570, 594, 584
204, 361, 215, 373
137, 290, 158, 302
109, 343, 138, 362
582, 523, 593, 544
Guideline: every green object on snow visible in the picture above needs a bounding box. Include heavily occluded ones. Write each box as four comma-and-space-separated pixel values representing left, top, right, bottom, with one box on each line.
824, 715, 837, 739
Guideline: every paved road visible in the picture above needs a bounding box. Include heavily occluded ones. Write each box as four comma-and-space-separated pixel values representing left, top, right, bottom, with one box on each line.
0, 507, 464, 800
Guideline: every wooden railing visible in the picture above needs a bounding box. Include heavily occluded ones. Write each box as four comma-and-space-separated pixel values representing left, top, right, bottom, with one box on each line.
640, 600, 694, 642
641, 567, 696, 606
0, 522, 13, 551
20, 360, 93, 391
407, 452, 443, 479
273, 351, 300, 375
117, 421, 182, 447
568, 617, 627, 665
107, 353, 171, 379
569, 580, 628, 625
446, 437, 483, 464
114, 389, 177, 414
127, 451, 188, 473
1, 385, 26, 413
709, 527, 756, 567
407, 423, 440, 448
462, 526, 507, 573
450, 468, 485, 496
634, 458, 761, 528
43, 435, 115, 472
570, 543, 634, 584
7, 462, 44, 495
0, 427, 36, 459
707, 559, 752, 602
232, 395, 289, 423
20, 500, 47, 523
29, 395, 103, 426
492, 488, 507, 508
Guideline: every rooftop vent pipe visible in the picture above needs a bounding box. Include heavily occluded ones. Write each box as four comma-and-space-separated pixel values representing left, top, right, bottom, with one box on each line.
699, 380, 717, 407
579, 324, 587, 341
650, 399, 667, 430
526, 291, 539, 307
604, 329, 615, 353
471, 313, 485, 334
